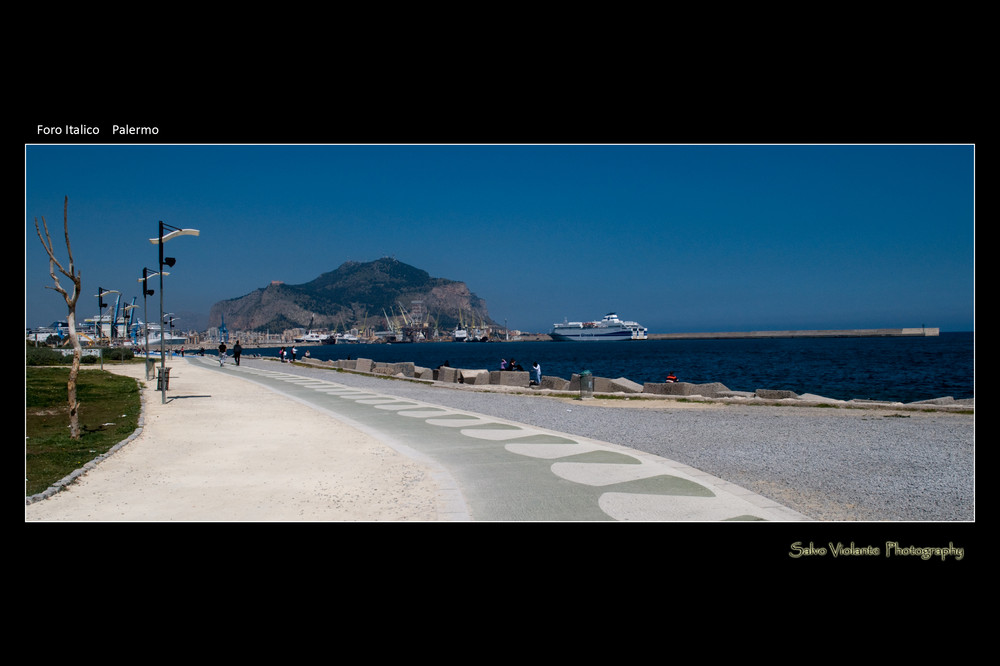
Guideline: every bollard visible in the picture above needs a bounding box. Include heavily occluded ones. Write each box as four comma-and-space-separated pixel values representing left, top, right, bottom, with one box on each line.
580, 370, 594, 400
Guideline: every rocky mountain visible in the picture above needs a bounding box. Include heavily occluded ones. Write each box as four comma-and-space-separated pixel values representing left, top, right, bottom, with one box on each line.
209, 258, 494, 333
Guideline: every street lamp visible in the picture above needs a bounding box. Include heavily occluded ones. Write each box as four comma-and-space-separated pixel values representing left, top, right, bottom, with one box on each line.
150, 221, 200, 403
122, 304, 138, 361
96, 288, 119, 342
138, 268, 168, 380
164, 313, 180, 349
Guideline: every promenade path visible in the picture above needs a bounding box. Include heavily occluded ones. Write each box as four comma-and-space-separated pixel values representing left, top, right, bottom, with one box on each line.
26, 356, 810, 522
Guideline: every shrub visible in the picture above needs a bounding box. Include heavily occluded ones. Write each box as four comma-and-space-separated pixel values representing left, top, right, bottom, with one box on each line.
24, 344, 133, 365
25, 345, 69, 366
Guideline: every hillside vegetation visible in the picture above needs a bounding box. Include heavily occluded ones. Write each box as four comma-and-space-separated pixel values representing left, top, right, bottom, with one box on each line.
209, 258, 493, 333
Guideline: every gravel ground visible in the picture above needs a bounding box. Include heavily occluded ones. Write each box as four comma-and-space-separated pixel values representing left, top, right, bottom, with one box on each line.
242, 359, 975, 522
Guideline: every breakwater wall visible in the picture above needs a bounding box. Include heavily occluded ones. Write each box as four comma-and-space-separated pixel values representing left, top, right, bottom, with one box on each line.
297, 353, 971, 409
648, 327, 939, 340
319, 356, 719, 394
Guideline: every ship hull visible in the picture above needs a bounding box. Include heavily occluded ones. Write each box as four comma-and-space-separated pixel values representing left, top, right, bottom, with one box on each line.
550, 312, 647, 341
550, 329, 635, 341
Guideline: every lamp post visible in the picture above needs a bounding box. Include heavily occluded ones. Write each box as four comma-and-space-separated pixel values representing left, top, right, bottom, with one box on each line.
164, 314, 179, 352
150, 221, 200, 403
138, 268, 166, 380
96, 288, 119, 343
96, 288, 120, 368
121, 304, 137, 362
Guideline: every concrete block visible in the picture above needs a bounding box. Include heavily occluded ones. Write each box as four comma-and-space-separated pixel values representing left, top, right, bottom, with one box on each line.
755, 389, 799, 399
643, 382, 730, 397
716, 390, 755, 399
414, 366, 434, 379
437, 366, 459, 383
355, 358, 374, 373
460, 369, 490, 385
373, 361, 414, 377
490, 370, 529, 387
540, 375, 570, 390
695, 382, 730, 397
609, 377, 643, 393
644, 382, 695, 396
909, 396, 955, 405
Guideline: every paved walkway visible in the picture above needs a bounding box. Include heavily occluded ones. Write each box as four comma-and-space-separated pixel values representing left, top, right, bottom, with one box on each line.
181, 356, 810, 521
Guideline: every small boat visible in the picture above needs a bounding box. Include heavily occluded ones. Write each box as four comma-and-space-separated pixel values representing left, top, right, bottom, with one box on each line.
550, 312, 648, 341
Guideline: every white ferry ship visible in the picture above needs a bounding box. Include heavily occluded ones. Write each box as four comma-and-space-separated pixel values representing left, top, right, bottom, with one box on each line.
550, 312, 648, 341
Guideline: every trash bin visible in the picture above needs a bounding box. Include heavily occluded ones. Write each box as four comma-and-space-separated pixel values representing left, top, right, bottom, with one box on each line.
157, 367, 170, 390
579, 370, 594, 399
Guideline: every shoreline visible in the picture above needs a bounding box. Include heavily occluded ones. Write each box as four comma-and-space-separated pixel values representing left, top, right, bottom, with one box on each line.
134, 350, 974, 412
286, 356, 974, 413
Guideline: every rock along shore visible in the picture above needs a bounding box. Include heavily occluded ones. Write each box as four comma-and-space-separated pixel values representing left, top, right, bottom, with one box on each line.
290, 355, 973, 413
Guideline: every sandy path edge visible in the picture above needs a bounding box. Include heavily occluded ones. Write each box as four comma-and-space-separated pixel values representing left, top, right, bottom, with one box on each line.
25, 359, 450, 522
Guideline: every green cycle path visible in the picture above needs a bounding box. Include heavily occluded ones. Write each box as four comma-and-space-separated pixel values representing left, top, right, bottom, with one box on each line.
193, 355, 811, 522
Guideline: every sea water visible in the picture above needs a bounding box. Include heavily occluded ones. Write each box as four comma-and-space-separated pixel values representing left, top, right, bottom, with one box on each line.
246, 331, 973, 404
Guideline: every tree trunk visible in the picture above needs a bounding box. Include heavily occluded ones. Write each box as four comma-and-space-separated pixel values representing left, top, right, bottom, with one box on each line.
34, 196, 84, 440
65, 310, 82, 439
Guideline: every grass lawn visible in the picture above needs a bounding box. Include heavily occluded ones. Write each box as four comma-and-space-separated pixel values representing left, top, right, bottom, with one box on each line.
25, 367, 142, 497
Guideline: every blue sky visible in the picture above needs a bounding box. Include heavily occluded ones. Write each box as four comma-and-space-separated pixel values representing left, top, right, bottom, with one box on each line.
25, 143, 975, 333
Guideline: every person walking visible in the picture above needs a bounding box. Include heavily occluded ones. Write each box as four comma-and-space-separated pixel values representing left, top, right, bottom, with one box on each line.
218, 341, 227, 367
233, 340, 242, 366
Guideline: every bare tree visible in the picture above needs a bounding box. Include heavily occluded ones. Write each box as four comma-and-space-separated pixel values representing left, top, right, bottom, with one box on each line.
34, 196, 84, 439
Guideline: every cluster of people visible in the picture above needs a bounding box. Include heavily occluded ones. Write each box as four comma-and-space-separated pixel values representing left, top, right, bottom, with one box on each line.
500, 358, 523, 371
217, 340, 243, 366
500, 358, 543, 386
277, 346, 299, 362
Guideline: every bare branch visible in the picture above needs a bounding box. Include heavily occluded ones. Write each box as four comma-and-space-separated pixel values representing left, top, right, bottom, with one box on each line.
34, 196, 81, 305
35, 216, 68, 299
62, 195, 77, 285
